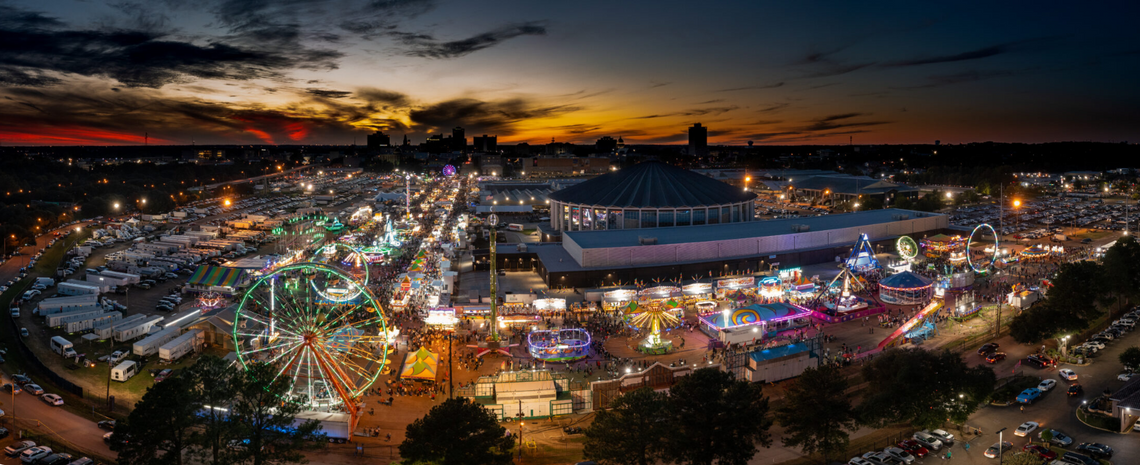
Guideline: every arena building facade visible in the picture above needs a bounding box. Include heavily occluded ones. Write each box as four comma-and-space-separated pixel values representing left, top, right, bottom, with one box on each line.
490, 208, 949, 288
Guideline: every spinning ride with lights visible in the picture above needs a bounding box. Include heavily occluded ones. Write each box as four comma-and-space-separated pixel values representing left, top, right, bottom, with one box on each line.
896, 236, 919, 261
527, 328, 591, 362
232, 263, 388, 429
626, 300, 681, 354
966, 223, 999, 273
313, 242, 370, 283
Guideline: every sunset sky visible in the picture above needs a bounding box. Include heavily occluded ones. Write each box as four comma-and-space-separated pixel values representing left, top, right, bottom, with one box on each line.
1, 1, 1138, 146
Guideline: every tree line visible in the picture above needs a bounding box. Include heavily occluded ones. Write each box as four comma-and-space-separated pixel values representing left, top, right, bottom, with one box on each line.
111, 356, 326, 465
1010, 236, 1140, 343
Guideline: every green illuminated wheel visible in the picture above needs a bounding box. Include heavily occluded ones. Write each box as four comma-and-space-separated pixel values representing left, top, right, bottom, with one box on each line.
233, 263, 388, 410
896, 235, 919, 261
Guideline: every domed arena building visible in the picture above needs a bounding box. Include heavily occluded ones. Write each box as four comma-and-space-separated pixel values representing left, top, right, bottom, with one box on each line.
547, 161, 757, 232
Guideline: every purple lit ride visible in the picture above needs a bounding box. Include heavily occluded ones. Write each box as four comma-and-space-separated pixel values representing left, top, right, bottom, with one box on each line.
527, 328, 591, 362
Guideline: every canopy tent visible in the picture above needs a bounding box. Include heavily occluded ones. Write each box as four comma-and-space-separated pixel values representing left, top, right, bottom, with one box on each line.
186, 266, 248, 294
400, 347, 439, 381
1021, 245, 1050, 257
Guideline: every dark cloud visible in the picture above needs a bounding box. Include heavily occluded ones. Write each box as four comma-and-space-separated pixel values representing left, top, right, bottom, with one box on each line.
757, 103, 790, 113
306, 88, 353, 99
697, 99, 724, 104
339, 0, 436, 36
356, 88, 410, 107
409, 97, 579, 135
0, 4, 342, 88
648, 81, 672, 88
632, 105, 739, 120
715, 82, 783, 92
392, 22, 547, 59
797, 62, 876, 79
802, 113, 889, 132
0, 66, 60, 86
882, 37, 1060, 67
900, 69, 1032, 89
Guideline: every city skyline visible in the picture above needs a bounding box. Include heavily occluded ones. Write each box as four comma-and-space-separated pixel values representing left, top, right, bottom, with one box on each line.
0, 1, 1138, 146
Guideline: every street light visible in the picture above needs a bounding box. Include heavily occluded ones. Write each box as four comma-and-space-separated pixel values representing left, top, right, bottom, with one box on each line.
996, 427, 1007, 465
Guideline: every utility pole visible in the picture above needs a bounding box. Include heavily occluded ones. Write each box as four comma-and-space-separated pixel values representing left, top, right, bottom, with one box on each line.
488, 213, 500, 342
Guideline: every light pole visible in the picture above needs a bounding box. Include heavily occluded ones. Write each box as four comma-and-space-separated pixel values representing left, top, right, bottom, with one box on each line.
516, 400, 525, 460
996, 427, 1007, 465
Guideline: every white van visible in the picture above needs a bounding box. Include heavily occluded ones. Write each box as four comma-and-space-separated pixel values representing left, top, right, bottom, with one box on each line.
50, 336, 76, 358
110, 360, 138, 382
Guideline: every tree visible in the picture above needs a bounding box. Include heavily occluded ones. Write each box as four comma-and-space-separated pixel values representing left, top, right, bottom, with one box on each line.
583, 388, 669, 465
1040, 429, 1053, 445
399, 397, 513, 465
112, 377, 201, 465
184, 355, 242, 465
665, 368, 772, 465
1121, 347, 1140, 371
858, 348, 995, 429
230, 362, 326, 465
1010, 261, 1105, 343
1100, 236, 1140, 312
1010, 301, 1064, 344
775, 365, 857, 463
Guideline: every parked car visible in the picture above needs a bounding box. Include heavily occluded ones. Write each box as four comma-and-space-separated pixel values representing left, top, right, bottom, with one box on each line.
41, 394, 63, 406
24, 384, 43, 396
97, 420, 116, 431
20, 446, 53, 464
1022, 444, 1057, 460
36, 453, 73, 465
881, 447, 915, 464
977, 343, 999, 355
911, 432, 942, 451
1039, 429, 1073, 447
1074, 443, 1113, 459
923, 429, 954, 446
2, 383, 21, 395
896, 440, 928, 458
1060, 452, 1100, 465
4, 441, 35, 457
983, 441, 1011, 459
1017, 388, 1042, 404
1119, 372, 1134, 381
1015, 421, 1039, 437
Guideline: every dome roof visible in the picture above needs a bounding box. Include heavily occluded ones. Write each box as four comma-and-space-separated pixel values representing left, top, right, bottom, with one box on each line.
879, 271, 934, 289
548, 161, 756, 208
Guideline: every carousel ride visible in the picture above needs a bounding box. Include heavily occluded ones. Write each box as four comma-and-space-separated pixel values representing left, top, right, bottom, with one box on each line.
232, 263, 389, 436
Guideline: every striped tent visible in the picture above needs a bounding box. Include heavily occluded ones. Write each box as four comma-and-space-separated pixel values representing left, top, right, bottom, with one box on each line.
187, 266, 247, 289
399, 347, 438, 381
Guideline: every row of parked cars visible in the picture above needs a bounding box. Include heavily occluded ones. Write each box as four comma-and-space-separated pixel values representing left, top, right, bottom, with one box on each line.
848, 430, 956, 465
4, 440, 91, 465
2, 374, 65, 406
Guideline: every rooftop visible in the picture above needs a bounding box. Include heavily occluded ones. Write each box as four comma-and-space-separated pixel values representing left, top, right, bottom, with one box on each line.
548, 161, 755, 208
790, 175, 916, 195
564, 208, 942, 249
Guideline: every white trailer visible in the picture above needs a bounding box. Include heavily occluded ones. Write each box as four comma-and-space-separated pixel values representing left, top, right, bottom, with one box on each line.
133, 327, 181, 357
85, 273, 132, 288
38, 303, 102, 316
38, 294, 99, 311
97, 270, 141, 285
95, 313, 147, 339
294, 411, 354, 443
57, 282, 101, 296
46, 308, 104, 327
111, 360, 138, 382
160, 309, 203, 330
158, 329, 203, 362
114, 315, 165, 342
66, 311, 121, 333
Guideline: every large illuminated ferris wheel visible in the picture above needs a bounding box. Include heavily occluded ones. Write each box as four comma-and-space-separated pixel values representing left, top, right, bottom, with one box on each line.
233, 263, 388, 419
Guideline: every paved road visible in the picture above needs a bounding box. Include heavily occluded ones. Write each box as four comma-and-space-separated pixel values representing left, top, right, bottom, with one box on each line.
923, 326, 1137, 464
0, 373, 114, 460
1, 222, 92, 285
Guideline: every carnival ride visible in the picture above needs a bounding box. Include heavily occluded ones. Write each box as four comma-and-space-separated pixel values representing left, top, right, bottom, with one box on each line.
809, 265, 871, 313
626, 300, 681, 354
896, 235, 919, 261
527, 328, 592, 362
845, 233, 880, 274
966, 223, 999, 273
313, 242, 370, 283
232, 263, 389, 428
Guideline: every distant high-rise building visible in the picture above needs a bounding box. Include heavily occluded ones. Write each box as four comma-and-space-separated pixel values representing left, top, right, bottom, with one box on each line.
366, 131, 390, 149
617, 136, 625, 149
935, 140, 941, 146
473, 134, 497, 152
596, 136, 617, 153
451, 127, 466, 151
688, 123, 708, 157
402, 134, 410, 147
